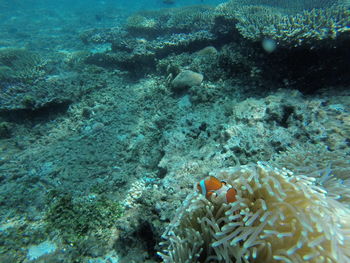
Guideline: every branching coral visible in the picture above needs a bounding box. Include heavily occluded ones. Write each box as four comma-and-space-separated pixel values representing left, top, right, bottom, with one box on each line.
158, 162, 350, 262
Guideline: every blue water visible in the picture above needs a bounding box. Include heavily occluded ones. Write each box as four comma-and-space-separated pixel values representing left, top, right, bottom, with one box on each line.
1, 0, 226, 52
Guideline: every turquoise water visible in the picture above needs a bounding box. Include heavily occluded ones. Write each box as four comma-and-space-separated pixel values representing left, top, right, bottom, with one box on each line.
0, 0, 349, 262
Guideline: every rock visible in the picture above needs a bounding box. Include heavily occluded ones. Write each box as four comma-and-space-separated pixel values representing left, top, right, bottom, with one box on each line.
196, 46, 218, 56
172, 70, 203, 91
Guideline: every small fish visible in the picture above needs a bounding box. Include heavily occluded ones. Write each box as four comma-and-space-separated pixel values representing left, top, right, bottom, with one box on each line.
197, 176, 237, 204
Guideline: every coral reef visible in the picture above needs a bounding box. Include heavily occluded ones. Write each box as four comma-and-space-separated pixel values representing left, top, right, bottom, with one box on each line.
0, 217, 48, 262
84, 30, 216, 76
45, 193, 123, 260
46, 194, 123, 245
82, 3, 350, 92
215, 0, 350, 47
125, 5, 215, 36
158, 162, 350, 262
0, 48, 46, 83
1, 2, 350, 262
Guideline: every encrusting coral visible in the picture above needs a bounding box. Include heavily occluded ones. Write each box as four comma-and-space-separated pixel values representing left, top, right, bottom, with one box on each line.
158, 162, 350, 263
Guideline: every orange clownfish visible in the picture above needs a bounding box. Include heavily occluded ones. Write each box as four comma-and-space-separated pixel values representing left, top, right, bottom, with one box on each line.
197, 176, 237, 204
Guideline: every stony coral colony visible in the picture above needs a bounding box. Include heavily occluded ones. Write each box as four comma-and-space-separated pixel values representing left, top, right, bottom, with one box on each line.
158, 162, 350, 263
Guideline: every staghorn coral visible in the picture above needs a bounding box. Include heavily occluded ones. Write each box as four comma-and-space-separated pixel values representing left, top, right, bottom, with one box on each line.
158, 162, 350, 263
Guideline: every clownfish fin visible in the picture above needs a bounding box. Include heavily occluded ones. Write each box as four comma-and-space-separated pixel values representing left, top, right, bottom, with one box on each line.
206, 191, 216, 199
197, 180, 207, 196
226, 187, 237, 203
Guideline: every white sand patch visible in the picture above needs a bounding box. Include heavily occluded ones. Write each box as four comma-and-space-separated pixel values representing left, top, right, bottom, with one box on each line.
27, 240, 57, 261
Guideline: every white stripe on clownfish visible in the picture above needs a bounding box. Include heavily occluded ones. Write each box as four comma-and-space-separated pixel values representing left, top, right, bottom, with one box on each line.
199, 179, 207, 196
197, 176, 237, 204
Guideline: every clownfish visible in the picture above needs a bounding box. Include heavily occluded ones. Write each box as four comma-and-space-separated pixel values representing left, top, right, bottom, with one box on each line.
197, 176, 237, 204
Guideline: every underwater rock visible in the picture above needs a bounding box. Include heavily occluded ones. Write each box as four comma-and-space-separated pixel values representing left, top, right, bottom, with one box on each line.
196, 46, 218, 56
172, 70, 203, 91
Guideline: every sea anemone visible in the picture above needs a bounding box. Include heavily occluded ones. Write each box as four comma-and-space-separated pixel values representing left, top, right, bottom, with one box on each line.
158, 162, 350, 263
